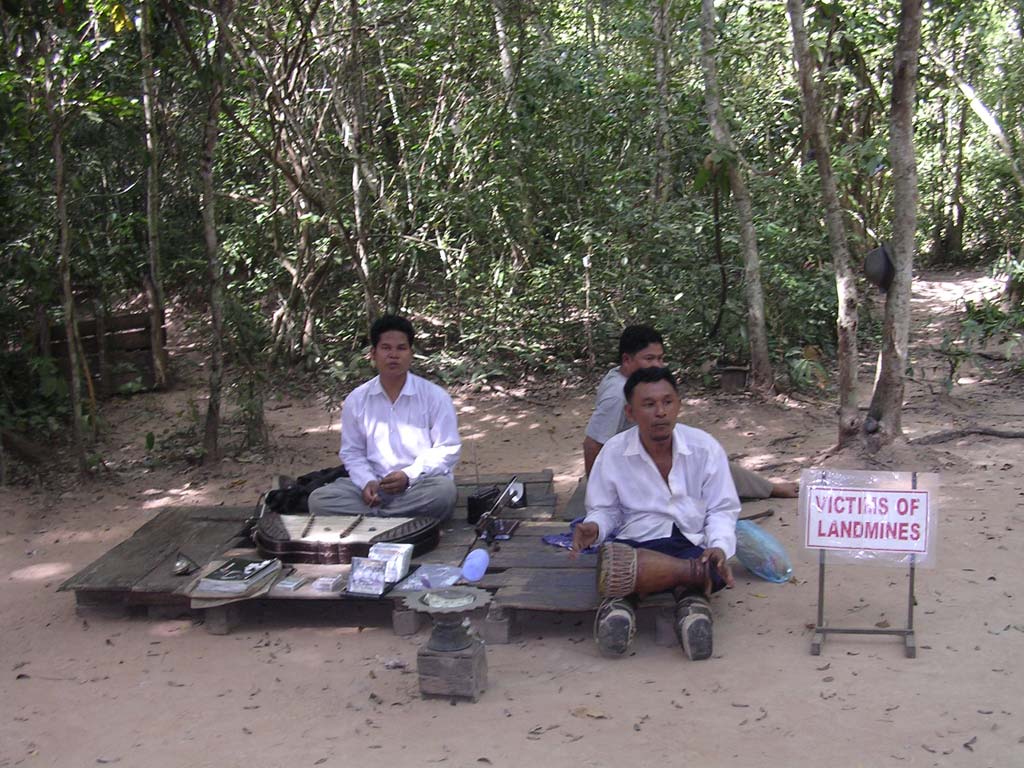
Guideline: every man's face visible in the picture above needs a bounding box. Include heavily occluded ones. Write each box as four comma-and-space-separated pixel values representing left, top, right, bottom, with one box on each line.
371, 330, 413, 378
620, 342, 665, 376
625, 379, 680, 443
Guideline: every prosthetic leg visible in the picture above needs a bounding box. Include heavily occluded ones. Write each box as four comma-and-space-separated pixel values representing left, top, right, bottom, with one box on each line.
594, 596, 637, 657
675, 591, 713, 660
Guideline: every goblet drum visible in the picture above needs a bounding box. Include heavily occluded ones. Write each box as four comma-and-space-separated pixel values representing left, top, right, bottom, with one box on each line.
596, 541, 711, 598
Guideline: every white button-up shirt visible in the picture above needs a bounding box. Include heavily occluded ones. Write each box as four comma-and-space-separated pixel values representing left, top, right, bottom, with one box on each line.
584, 423, 740, 557
339, 372, 461, 491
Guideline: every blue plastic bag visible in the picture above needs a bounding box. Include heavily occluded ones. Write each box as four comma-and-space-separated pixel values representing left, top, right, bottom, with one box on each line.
735, 519, 793, 583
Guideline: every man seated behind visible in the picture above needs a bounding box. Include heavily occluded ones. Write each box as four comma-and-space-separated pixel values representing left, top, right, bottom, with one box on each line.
583, 324, 798, 499
573, 367, 739, 659
308, 315, 461, 521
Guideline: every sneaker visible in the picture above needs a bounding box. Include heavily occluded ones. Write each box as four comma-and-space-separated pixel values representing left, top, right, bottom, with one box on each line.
675, 595, 713, 661
594, 599, 636, 657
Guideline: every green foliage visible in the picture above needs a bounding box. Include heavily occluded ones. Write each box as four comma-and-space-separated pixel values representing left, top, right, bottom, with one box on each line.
960, 298, 1024, 360
0, 353, 68, 435
1, 0, 1023, 456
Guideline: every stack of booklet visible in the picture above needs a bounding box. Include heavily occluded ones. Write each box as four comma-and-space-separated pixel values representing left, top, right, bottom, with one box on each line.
194, 557, 283, 597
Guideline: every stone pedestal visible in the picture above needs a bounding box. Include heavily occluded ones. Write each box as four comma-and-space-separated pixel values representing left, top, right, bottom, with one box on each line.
417, 637, 488, 701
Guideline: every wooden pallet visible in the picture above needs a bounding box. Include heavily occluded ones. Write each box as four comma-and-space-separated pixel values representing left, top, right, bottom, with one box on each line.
59, 506, 253, 615
59, 471, 560, 635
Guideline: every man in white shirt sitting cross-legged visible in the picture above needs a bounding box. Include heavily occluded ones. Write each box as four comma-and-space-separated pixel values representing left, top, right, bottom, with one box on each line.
572, 366, 740, 660
308, 315, 461, 521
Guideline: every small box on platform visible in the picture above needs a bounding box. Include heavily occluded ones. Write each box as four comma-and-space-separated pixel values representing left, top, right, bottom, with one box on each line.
368, 542, 413, 583
347, 557, 389, 596
311, 572, 346, 592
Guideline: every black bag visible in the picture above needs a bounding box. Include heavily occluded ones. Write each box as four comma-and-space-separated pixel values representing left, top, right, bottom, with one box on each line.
467, 485, 500, 524
264, 465, 349, 516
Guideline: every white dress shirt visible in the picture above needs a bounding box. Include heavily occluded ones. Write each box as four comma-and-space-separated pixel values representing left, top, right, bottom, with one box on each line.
339, 372, 461, 491
584, 423, 740, 558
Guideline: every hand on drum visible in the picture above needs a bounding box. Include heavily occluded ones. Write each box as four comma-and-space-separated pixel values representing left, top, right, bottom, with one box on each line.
569, 521, 599, 559
700, 546, 734, 588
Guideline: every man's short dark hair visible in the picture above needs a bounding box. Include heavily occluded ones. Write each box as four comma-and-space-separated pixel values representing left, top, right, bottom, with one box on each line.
624, 366, 678, 402
619, 324, 663, 360
370, 314, 415, 348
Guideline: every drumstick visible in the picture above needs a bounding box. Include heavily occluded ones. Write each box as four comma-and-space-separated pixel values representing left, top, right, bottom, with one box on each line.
337, 514, 364, 539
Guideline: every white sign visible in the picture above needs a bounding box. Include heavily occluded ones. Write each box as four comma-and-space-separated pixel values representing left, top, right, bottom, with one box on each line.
804, 485, 930, 554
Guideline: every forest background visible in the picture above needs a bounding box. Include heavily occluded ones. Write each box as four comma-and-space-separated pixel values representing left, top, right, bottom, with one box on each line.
2, 0, 1023, 473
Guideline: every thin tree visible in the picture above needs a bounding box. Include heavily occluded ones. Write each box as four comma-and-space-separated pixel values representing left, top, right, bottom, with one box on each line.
698, 0, 773, 393
41, 23, 88, 473
139, 0, 170, 389
928, 44, 1024, 306
787, 0, 860, 446
864, 0, 924, 449
651, 0, 672, 206
199, 2, 232, 464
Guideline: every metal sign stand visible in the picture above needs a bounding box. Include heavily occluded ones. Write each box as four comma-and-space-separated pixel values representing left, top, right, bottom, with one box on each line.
810, 472, 918, 659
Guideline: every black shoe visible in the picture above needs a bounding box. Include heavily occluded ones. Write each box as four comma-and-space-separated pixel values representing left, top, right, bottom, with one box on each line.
675, 595, 713, 661
594, 599, 636, 657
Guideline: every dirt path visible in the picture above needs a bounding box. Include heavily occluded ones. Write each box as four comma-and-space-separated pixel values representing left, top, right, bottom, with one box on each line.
1, 271, 1022, 767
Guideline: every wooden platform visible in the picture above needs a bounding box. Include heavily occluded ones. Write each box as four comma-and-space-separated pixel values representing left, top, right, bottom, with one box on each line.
59, 471, 596, 638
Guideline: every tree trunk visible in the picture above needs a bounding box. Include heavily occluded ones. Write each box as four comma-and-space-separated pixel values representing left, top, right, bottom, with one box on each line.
43, 31, 87, 473
140, 0, 169, 389
948, 102, 967, 261
865, 0, 923, 449
788, 0, 860, 445
492, 0, 518, 114
651, 0, 672, 206
201, 10, 229, 465
343, 0, 381, 326
698, 0, 773, 393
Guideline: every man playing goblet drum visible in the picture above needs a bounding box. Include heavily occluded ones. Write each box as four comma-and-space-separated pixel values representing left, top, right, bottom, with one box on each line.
571, 366, 740, 660
583, 323, 797, 498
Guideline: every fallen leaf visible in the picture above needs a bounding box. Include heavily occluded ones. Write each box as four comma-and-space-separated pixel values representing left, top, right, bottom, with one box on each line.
571, 707, 608, 720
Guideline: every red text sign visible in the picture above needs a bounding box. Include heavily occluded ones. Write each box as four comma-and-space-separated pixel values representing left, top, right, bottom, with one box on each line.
804, 486, 930, 554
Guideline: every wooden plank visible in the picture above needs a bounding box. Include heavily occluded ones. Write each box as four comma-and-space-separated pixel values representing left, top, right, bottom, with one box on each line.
455, 483, 554, 506
437, 522, 480, 546
51, 327, 166, 356
490, 521, 570, 538
476, 567, 593, 590
499, 502, 557, 521
132, 519, 251, 595
62, 506, 252, 595
488, 572, 675, 614
265, 563, 352, 600
454, 470, 553, 488
480, 539, 597, 570
492, 569, 599, 612
59, 509, 190, 592
49, 312, 152, 341
412, 543, 476, 565
183, 505, 254, 523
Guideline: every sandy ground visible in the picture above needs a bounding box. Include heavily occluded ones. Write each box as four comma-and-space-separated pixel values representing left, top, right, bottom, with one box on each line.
2, 271, 1022, 768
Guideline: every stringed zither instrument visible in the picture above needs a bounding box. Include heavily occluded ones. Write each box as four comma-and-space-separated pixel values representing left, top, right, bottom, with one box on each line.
254, 511, 441, 565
